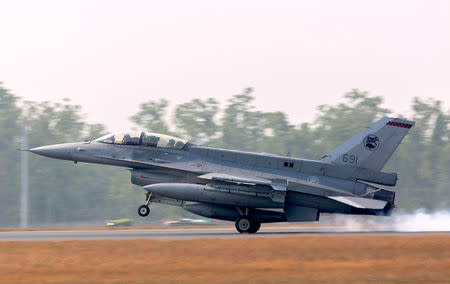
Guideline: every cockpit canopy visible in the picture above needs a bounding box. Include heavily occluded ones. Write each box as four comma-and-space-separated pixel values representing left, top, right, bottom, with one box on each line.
94, 131, 187, 150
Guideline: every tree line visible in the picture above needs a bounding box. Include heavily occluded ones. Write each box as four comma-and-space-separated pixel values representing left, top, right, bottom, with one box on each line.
0, 82, 448, 226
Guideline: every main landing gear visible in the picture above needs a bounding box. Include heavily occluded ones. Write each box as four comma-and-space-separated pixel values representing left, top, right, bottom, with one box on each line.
138, 192, 152, 217
235, 216, 261, 234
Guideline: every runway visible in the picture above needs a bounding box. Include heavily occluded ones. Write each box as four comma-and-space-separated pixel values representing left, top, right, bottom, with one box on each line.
0, 226, 448, 241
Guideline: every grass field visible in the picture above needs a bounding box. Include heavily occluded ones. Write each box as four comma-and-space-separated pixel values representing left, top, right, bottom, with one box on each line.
0, 234, 449, 283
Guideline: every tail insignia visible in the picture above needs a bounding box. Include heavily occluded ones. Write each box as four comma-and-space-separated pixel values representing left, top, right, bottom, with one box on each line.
363, 134, 380, 151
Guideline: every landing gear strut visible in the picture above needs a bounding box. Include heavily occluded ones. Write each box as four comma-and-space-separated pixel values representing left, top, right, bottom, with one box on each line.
138, 192, 152, 217
235, 216, 261, 234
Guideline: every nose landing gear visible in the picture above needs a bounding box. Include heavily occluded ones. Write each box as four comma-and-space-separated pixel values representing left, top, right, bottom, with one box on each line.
138, 192, 153, 217
138, 205, 150, 217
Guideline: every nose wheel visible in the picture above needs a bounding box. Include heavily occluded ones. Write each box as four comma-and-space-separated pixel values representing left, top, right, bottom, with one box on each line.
138, 192, 153, 217
138, 205, 150, 217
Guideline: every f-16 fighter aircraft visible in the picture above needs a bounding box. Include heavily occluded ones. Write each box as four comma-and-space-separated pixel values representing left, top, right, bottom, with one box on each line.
29, 117, 414, 233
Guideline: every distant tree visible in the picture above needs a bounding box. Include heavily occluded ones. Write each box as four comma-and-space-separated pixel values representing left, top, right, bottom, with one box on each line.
1, 81, 448, 227
380, 97, 449, 210
173, 98, 219, 139
0, 82, 21, 226
21, 99, 150, 225
313, 89, 391, 157
279, 122, 318, 159
217, 88, 270, 151
84, 123, 107, 141
131, 99, 170, 133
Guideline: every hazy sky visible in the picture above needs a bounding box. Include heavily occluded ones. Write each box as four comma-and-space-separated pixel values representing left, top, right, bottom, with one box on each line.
1, 0, 449, 132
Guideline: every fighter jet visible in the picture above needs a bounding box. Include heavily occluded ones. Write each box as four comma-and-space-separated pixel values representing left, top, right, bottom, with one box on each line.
29, 117, 414, 233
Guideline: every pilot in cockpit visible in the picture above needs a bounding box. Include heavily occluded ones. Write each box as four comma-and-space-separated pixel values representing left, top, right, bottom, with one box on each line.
123, 133, 139, 145
166, 138, 176, 148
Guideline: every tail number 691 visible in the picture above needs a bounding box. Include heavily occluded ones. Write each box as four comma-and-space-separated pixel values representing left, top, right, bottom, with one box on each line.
342, 154, 358, 164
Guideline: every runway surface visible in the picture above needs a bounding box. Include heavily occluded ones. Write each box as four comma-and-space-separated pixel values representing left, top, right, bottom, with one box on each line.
0, 227, 448, 241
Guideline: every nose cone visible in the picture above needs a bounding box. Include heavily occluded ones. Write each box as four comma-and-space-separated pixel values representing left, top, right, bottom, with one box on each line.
29, 143, 81, 161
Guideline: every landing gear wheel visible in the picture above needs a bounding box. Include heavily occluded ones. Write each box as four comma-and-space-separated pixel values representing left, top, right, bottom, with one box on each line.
138, 205, 150, 217
248, 222, 261, 234
235, 217, 254, 233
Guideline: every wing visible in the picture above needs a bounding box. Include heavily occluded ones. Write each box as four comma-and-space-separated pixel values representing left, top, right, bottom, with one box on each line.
198, 173, 386, 208
99, 157, 386, 210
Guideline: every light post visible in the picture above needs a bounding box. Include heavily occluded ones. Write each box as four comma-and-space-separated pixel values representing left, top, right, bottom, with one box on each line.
20, 121, 29, 228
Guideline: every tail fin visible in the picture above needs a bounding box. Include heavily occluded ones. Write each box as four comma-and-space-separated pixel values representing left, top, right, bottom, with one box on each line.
320, 117, 415, 171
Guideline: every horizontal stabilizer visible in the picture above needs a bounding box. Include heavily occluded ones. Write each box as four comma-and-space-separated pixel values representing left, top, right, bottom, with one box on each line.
198, 173, 287, 191
327, 196, 387, 210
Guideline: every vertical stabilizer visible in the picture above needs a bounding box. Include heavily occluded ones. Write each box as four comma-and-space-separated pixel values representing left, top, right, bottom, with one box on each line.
320, 117, 414, 171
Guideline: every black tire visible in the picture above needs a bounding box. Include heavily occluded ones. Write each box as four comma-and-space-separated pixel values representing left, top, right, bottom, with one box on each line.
248, 222, 261, 234
138, 205, 150, 217
235, 217, 254, 233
